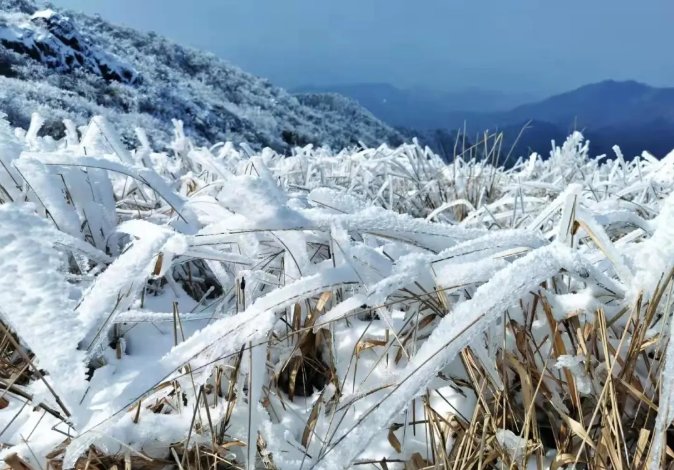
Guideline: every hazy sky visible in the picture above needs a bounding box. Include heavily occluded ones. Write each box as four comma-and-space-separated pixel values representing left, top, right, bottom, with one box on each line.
53, 0, 674, 95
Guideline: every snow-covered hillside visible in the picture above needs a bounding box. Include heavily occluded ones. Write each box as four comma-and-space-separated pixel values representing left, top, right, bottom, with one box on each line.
0, 0, 402, 151
0, 113, 673, 469
0, 8, 138, 83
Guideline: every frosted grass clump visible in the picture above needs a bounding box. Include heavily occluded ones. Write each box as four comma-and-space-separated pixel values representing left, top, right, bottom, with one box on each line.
0, 114, 673, 470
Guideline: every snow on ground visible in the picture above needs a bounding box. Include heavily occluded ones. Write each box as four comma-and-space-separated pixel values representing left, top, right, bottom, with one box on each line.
0, 116, 673, 469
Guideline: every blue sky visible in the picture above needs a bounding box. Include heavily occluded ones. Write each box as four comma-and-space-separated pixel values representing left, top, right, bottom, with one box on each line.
54, 0, 674, 95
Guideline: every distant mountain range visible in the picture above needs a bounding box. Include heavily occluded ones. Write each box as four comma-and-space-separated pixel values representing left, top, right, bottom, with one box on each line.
296, 80, 674, 159
0, 0, 402, 151
294, 83, 536, 130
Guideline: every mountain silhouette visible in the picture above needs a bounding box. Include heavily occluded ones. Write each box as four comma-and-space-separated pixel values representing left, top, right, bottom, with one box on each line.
299, 80, 674, 159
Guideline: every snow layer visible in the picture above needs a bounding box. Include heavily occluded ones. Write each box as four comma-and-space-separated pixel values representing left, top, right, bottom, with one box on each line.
0, 204, 87, 410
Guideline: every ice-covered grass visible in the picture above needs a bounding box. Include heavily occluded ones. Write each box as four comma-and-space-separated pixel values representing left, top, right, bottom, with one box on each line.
0, 114, 673, 469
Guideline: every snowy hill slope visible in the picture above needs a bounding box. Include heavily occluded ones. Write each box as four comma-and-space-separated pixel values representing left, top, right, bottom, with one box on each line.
0, 8, 138, 83
0, 0, 402, 150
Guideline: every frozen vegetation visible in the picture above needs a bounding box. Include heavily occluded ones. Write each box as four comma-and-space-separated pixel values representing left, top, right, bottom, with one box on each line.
0, 112, 672, 469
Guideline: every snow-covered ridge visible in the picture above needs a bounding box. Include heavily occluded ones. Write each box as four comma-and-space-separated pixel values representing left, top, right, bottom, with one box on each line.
0, 113, 673, 469
0, 0, 402, 151
0, 9, 137, 83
